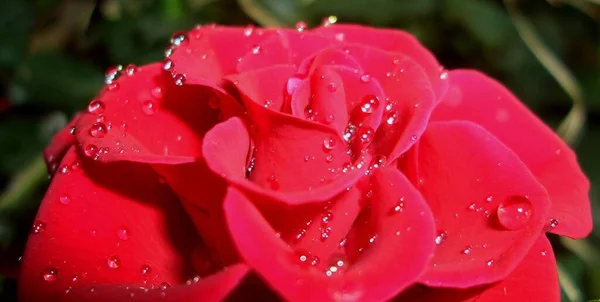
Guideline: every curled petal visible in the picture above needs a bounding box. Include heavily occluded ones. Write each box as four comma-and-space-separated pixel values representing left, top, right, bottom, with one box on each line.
432, 70, 591, 238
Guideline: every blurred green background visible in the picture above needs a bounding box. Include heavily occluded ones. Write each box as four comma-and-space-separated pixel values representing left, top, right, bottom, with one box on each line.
0, 0, 598, 301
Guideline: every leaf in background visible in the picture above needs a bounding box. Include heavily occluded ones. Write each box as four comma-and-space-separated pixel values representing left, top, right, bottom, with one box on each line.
11, 53, 103, 111
443, 0, 513, 48
0, 0, 34, 70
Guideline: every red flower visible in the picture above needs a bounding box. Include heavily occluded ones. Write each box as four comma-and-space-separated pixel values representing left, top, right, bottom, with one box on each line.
20, 24, 590, 301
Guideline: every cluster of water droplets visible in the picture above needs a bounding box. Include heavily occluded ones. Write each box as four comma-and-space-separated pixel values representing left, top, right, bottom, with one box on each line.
163, 31, 190, 86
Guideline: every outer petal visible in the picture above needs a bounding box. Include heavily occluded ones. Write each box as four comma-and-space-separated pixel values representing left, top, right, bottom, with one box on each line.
313, 24, 448, 101
59, 264, 249, 302
74, 63, 220, 164
399, 235, 559, 302
19, 147, 201, 301
44, 114, 80, 174
224, 166, 435, 301
414, 121, 550, 287
432, 70, 591, 238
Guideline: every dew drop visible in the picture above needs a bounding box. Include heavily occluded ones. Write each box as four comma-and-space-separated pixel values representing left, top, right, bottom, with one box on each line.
170, 31, 187, 47
107, 256, 120, 269
163, 59, 173, 71
59, 165, 71, 175
295, 21, 308, 32
174, 74, 186, 86
497, 195, 533, 230
87, 100, 105, 115
391, 197, 405, 214
435, 231, 448, 245
486, 259, 495, 267
541, 250, 548, 256
104, 65, 122, 84
142, 100, 157, 116
370, 154, 387, 170
327, 82, 337, 92
267, 174, 280, 190
251, 45, 262, 55
485, 195, 494, 203
89, 123, 108, 138
244, 25, 254, 36
159, 282, 171, 290
125, 64, 137, 76
440, 69, 449, 80
107, 82, 119, 91
323, 136, 336, 150
461, 246, 473, 255
385, 110, 399, 125
42, 268, 58, 282
410, 135, 418, 141
151, 87, 164, 99
547, 218, 559, 229
141, 264, 152, 275
84, 144, 98, 158
343, 124, 357, 142
322, 15, 338, 26
360, 94, 380, 114
59, 194, 71, 205
324, 114, 335, 124
360, 74, 371, 83
325, 154, 334, 163
358, 126, 374, 144
32, 220, 46, 234
325, 254, 347, 277
117, 227, 129, 240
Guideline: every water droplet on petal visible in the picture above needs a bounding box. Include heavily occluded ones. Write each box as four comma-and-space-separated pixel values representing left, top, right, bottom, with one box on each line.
323, 136, 336, 150
244, 25, 254, 36
385, 110, 399, 125
267, 174, 280, 190
59, 194, 71, 205
325, 254, 347, 277
461, 246, 473, 255
251, 45, 262, 55
486, 259, 495, 266
159, 282, 171, 290
497, 195, 533, 230
142, 100, 157, 115
343, 124, 357, 142
125, 64, 137, 76
107, 82, 119, 91
151, 87, 164, 99
42, 268, 58, 282
485, 195, 494, 202
360, 74, 371, 83
117, 227, 129, 240
541, 250, 548, 256
435, 231, 448, 245
322, 15, 338, 27
358, 126, 374, 144
174, 74, 186, 86
325, 154, 334, 163
107, 256, 120, 269
440, 69, 449, 80
84, 144, 98, 158
163, 59, 173, 71
32, 220, 45, 234
141, 264, 152, 275
327, 83, 337, 92
295, 21, 308, 32
170, 31, 188, 47
87, 100, 105, 115
360, 94, 380, 114
89, 123, 108, 138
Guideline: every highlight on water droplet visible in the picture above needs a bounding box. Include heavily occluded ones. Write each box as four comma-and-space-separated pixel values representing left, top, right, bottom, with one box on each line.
170, 31, 188, 47
461, 246, 473, 255
107, 256, 120, 269
31, 220, 46, 234
323, 136, 336, 151
117, 227, 129, 240
496, 195, 533, 230
84, 144, 99, 158
358, 126, 374, 144
59, 194, 71, 205
325, 254, 347, 277
174, 74, 186, 86
359, 94, 380, 114
435, 231, 448, 245
142, 100, 157, 116
42, 267, 58, 282
89, 123, 108, 138
360, 74, 371, 83
87, 99, 105, 115
295, 21, 308, 32
141, 264, 152, 275
322, 15, 338, 27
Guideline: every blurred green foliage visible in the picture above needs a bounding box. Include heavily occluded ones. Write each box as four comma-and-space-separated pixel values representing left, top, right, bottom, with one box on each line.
0, 0, 598, 301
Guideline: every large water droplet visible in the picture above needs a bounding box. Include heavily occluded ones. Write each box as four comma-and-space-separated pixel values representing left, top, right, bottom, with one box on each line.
87, 100, 105, 115
42, 268, 58, 282
323, 136, 336, 151
360, 95, 380, 114
32, 220, 45, 234
107, 256, 120, 269
497, 195, 533, 230
104, 65, 122, 84
84, 144, 98, 158
89, 123, 108, 138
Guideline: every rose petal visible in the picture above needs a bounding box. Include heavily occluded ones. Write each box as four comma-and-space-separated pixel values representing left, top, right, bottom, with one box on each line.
399, 235, 559, 302
432, 70, 591, 238
44, 114, 80, 174
75, 63, 220, 164
19, 147, 201, 301
414, 121, 550, 287
224, 175, 435, 301
341, 45, 436, 160
202, 117, 364, 205
58, 264, 249, 302
226, 65, 296, 112
236, 29, 340, 73
313, 24, 448, 101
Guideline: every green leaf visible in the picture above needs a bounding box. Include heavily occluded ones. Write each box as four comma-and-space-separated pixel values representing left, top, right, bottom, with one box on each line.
0, 0, 34, 70
11, 53, 104, 111
444, 0, 513, 48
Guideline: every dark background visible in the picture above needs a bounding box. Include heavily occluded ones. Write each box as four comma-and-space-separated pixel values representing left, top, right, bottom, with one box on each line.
0, 0, 598, 301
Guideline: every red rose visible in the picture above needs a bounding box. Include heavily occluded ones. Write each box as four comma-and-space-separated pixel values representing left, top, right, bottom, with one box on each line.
20, 24, 590, 301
